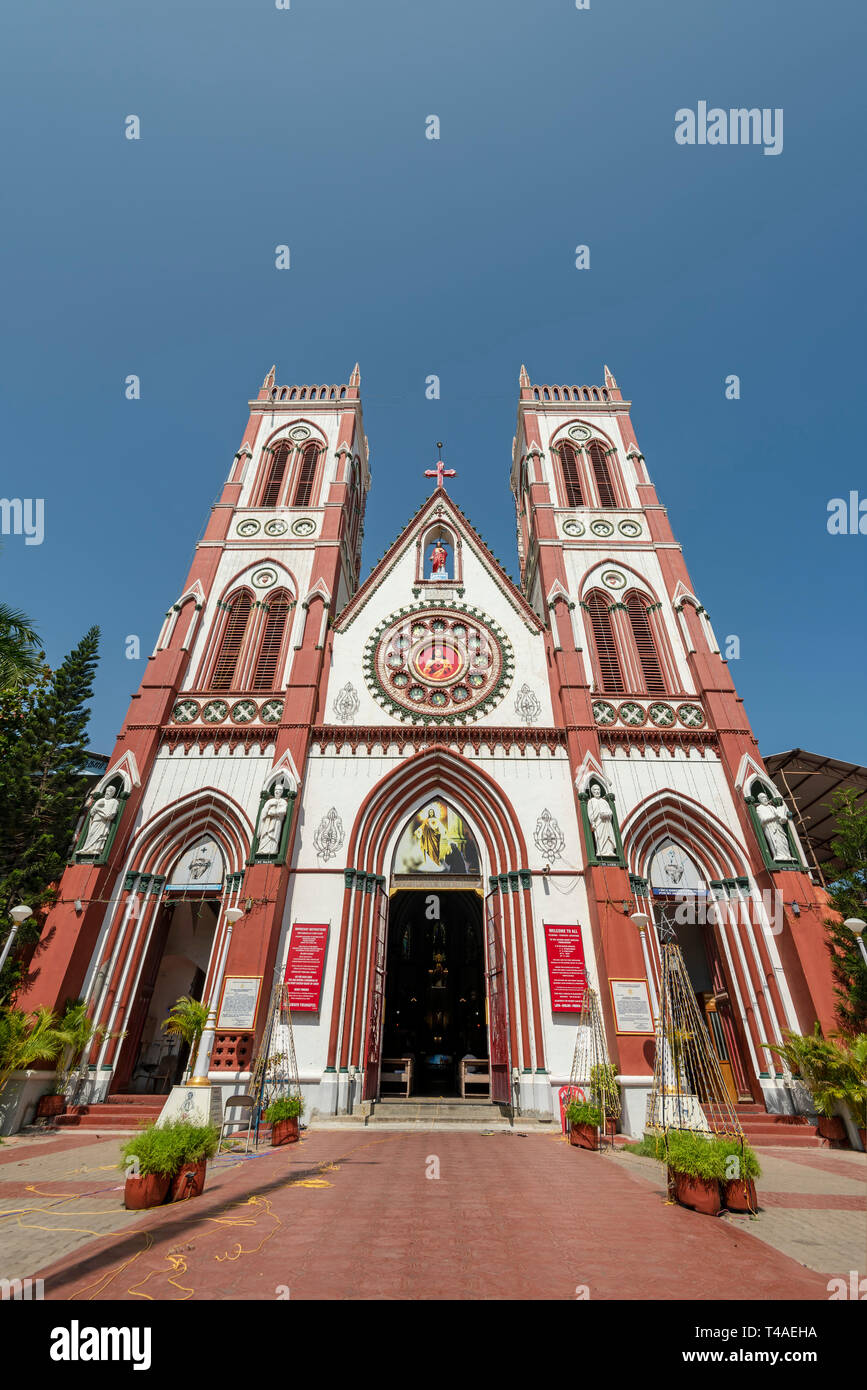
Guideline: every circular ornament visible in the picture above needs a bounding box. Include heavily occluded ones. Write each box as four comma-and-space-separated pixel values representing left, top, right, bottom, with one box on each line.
365, 605, 511, 723
259, 699, 284, 723
289, 426, 311, 441
290, 518, 316, 537
231, 700, 258, 724
563, 519, 585, 538
252, 568, 277, 589
592, 700, 617, 725
602, 570, 626, 589
591, 520, 614, 537
201, 699, 228, 724
568, 424, 592, 441
648, 702, 676, 727
172, 699, 200, 724
619, 701, 647, 726
236, 518, 261, 537
265, 518, 289, 537
619, 519, 641, 537
677, 703, 706, 728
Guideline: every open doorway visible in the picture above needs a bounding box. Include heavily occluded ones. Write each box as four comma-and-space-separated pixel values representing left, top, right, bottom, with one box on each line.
381, 890, 487, 1097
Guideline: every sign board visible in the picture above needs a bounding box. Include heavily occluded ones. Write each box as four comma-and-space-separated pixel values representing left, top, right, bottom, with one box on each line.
610, 978, 654, 1034
217, 975, 262, 1032
543, 923, 588, 1012
284, 923, 329, 1012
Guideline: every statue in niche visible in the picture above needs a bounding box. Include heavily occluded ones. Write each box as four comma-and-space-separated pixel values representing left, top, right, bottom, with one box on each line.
755, 790, 792, 862
430, 539, 449, 579
587, 782, 617, 859
258, 784, 288, 857
78, 783, 121, 857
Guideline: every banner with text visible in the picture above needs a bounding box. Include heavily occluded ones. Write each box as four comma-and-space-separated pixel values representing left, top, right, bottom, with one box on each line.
543, 923, 588, 1012
284, 923, 329, 1012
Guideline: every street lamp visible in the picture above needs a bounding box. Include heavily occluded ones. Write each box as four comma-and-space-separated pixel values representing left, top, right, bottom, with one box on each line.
844, 918, 867, 970
0, 904, 33, 974
189, 904, 246, 1085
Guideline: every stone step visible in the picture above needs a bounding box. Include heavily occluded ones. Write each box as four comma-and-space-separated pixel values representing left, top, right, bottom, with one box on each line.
370, 1100, 510, 1124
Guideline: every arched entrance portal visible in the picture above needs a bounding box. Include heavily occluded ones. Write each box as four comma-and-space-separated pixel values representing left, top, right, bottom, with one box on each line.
382, 889, 487, 1097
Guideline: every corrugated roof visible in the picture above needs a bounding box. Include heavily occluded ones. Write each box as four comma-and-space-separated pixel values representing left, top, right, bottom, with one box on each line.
762, 748, 867, 880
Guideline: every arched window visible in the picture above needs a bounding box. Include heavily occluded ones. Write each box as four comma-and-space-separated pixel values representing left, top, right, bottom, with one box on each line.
586, 592, 624, 693
560, 442, 584, 506
626, 593, 666, 693
293, 444, 319, 507
259, 442, 291, 507
588, 440, 617, 508
251, 590, 293, 692
211, 591, 252, 692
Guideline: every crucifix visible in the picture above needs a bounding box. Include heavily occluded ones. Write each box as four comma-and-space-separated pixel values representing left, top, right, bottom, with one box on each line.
424, 444, 456, 491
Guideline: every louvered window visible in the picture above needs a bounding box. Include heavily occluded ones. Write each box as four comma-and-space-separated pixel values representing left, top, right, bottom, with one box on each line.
587, 593, 624, 693
251, 592, 292, 692
626, 593, 666, 694
260, 443, 290, 507
560, 442, 584, 506
211, 593, 252, 692
293, 444, 318, 507
588, 441, 617, 508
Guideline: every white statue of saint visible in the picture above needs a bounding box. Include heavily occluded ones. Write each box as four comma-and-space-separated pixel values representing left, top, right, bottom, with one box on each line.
755, 791, 791, 861
587, 783, 617, 859
78, 785, 120, 857
257, 785, 288, 857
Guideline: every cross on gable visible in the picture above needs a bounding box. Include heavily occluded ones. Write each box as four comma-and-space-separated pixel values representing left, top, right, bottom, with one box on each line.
424, 447, 457, 491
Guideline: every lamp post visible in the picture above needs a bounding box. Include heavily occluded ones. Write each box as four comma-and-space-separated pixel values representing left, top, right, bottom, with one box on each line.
630, 911, 660, 1021
188, 904, 245, 1085
0, 904, 33, 975
844, 918, 867, 970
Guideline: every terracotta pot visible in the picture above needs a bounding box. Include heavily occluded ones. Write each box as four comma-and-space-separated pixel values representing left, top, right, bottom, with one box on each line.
36, 1094, 66, 1119
672, 1170, 721, 1216
723, 1177, 758, 1213
569, 1122, 599, 1151
169, 1159, 207, 1202
124, 1172, 171, 1210
271, 1116, 300, 1147
816, 1116, 846, 1142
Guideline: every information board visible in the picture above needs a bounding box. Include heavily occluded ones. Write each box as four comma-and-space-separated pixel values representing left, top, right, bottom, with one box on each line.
217, 975, 262, 1031
610, 978, 654, 1034
543, 923, 588, 1012
284, 922, 329, 1012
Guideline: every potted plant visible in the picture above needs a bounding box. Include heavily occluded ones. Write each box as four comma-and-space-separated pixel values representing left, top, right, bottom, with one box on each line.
0, 1005, 76, 1115
662, 1129, 725, 1215
717, 1137, 762, 1213
265, 1093, 304, 1146
120, 1119, 219, 1208
564, 1099, 602, 1151
589, 1062, 620, 1136
37, 1000, 111, 1118
764, 1026, 851, 1142
161, 995, 211, 1082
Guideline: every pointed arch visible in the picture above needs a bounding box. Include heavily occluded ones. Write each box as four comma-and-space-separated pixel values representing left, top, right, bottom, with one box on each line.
585, 590, 624, 693
292, 442, 321, 507
587, 439, 619, 507
625, 590, 666, 694
250, 587, 293, 692
208, 589, 254, 692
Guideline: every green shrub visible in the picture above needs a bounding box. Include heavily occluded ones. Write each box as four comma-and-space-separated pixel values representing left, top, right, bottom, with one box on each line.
120, 1119, 219, 1177
626, 1130, 761, 1182
265, 1094, 304, 1123
717, 1136, 761, 1182
564, 1100, 602, 1128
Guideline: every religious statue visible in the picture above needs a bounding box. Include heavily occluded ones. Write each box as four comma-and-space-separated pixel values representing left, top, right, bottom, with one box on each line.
755, 791, 792, 862
587, 783, 617, 859
257, 784, 288, 857
77, 784, 121, 858
430, 540, 448, 578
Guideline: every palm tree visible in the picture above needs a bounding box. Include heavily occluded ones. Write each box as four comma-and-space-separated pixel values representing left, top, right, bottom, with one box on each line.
0, 602, 42, 692
0, 1006, 77, 1100
162, 996, 211, 1078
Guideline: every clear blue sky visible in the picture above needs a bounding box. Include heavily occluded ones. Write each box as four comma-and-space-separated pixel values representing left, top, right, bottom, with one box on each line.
2, 0, 865, 761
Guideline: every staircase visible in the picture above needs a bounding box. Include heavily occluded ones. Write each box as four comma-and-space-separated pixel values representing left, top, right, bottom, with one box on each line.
735, 1102, 824, 1149
369, 1097, 512, 1126
53, 1093, 165, 1133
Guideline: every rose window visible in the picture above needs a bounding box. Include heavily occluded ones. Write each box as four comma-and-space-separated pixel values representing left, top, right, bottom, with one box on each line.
365, 607, 512, 722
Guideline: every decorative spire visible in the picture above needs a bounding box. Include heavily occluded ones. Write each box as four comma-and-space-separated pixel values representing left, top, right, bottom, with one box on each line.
519, 363, 530, 388
263, 365, 276, 389
604, 364, 617, 389
350, 362, 361, 386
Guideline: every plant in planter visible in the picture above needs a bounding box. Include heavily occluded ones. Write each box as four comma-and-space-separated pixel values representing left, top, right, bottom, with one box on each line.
564, 1099, 603, 1151
764, 1025, 859, 1143
265, 1094, 304, 1146
0, 1005, 76, 1111
589, 1062, 620, 1134
717, 1137, 762, 1213
661, 1130, 727, 1215
120, 1119, 219, 1208
161, 996, 211, 1082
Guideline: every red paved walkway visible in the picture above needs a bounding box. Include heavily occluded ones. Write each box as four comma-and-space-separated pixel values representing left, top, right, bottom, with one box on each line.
35, 1130, 828, 1301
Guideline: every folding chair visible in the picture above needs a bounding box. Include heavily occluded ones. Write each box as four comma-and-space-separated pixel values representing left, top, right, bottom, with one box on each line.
218, 1094, 256, 1154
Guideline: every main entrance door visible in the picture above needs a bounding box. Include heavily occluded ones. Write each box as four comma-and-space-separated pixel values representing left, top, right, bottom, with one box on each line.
379, 890, 488, 1097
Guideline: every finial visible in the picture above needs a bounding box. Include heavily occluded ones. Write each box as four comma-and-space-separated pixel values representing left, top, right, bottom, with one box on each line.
350, 362, 361, 386
424, 446, 457, 492
519, 364, 530, 387
262, 365, 276, 389
604, 364, 617, 388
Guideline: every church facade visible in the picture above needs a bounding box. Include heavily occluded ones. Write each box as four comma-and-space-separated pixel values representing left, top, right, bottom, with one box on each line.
14, 364, 837, 1133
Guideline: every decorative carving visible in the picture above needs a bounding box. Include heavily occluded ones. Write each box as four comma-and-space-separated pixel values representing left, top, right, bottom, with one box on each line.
514, 683, 541, 725
333, 682, 360, 724
533, 809, 565, 861
314, 807, 344, 862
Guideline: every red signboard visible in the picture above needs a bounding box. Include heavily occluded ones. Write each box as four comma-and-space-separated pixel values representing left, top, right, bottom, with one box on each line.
543, 923, 588, 1012
284, 923, 329, 1012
